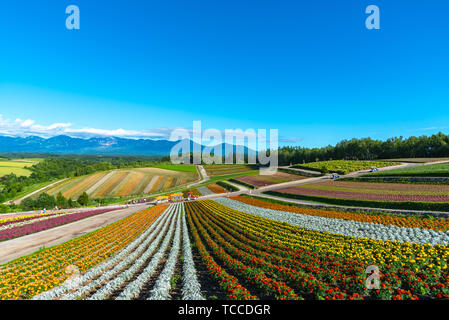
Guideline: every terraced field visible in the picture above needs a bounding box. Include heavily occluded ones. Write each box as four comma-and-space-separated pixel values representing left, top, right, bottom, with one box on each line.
203, 164, 258, 176
268, 179, 449, 211
289, 181, 449, 202
38, 168, 198, 199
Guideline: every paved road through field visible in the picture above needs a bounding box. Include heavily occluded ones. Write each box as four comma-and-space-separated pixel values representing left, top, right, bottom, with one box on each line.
0, 204, 148, 265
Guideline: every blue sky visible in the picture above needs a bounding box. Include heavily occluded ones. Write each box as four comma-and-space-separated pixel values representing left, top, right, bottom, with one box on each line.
0, 0, 448, 148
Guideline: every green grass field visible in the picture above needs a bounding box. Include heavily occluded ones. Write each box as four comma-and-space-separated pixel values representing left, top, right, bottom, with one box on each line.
379, 158, 449, 163
0, 159, 41, 177
370, 162, 449, 177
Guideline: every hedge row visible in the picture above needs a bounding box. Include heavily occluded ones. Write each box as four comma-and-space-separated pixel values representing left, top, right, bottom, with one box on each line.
342, 177, 449, 185
278, 167, 322, 177
216, 181, 239, 192
228, 179, 255, 189
264, 191, 449, 212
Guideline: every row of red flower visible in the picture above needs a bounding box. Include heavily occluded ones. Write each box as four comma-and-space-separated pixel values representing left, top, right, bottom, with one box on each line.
187, 202, 299, 300
196, 200, 449, 300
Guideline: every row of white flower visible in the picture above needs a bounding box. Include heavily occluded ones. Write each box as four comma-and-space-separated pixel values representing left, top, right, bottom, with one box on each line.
115, 204, 181, 300
213, 197, 449, 245
90, 204, 179, 300
198, 187, 212, 196
33, 204, 175, 300
180, 204, 205, 300
147, 207, 182, 300
62, 205, 176, 300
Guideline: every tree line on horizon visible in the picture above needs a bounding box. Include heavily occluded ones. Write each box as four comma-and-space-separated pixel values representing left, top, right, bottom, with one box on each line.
277, 132, 449, 165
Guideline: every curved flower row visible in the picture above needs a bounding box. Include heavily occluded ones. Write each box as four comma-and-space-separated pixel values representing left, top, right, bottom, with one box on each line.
0, 208, 121, 242
231, 196, 449, 232
200, 200, 449, 299
198, 202, 367, 297
187, 203, 300, 300
0, 213, 63, 232
215, 198, 449, 245
0, 212, 61, 227
147, 208, 182, 300
186, 206, 257, 300
188, 201, 349, 299
180, 204, 205, 300
35, 205, 173, 300
93, 204, 178, 300
284, 186, 449, 202
0, 205, 166, 300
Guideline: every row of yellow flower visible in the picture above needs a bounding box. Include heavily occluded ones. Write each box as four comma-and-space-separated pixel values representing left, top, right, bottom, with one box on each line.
0, 212, 62, 225
0, 205, 166, 300
201, 200, 449, 273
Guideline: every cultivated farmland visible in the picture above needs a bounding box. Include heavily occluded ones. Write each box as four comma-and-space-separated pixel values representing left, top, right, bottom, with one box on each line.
37, 167, 198, 199
203, 164, 258, 176
268, 179, 449, 211
234, 172, 307, 188
0, 159, 40, 177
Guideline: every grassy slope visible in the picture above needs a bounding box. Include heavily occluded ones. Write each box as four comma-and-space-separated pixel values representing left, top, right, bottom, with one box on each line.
371, 163, 449, 177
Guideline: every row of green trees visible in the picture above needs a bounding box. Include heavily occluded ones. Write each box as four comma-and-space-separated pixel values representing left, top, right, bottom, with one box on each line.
20, 192, 90, 211
278, 132, 449, 165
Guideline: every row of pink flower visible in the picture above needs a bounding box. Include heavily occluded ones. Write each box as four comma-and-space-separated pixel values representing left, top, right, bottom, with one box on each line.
0, 213, 61, 228
0, 208, 119, 242
280, 187, 449, 202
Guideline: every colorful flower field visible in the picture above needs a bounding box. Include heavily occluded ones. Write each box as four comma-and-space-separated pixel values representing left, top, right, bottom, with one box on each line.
206, 184, 227, 194
292, 160, 398, 175
0, 205, 166, 300
287, 181, 449, 202
1, 196, 449, 300
186, 199, 449, 300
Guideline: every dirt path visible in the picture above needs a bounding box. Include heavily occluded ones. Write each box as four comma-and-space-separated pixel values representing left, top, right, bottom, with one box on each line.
186, 165, 210, 188
0, 204, 148, 265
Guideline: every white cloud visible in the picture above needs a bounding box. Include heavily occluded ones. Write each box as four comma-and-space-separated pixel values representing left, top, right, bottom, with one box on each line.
0, 114, 184, 140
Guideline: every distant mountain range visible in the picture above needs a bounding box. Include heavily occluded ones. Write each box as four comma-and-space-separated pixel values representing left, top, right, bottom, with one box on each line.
0, 135, 253, 156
